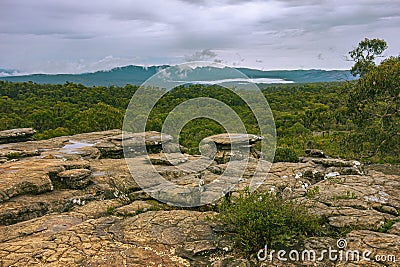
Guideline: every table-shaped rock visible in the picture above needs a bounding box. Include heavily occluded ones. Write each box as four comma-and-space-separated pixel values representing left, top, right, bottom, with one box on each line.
97, 131, 174, 158
201, 133, 263, 164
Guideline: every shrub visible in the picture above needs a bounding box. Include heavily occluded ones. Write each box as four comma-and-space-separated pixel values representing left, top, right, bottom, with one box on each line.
215, 190, 323, 256
274, 147, 299, 162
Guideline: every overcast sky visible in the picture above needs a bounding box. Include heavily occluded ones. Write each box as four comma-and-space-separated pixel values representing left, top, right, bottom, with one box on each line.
0, 0, 399, 74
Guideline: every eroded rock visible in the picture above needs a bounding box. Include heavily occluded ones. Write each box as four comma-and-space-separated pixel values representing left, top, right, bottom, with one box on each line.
0, 129, 398, 266
0, 128, 36, 144
202, 133, 263, 164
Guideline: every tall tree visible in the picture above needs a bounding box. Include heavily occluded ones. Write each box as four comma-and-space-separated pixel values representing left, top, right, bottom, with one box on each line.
346, 56, 400, 159
349, 38, 388, 77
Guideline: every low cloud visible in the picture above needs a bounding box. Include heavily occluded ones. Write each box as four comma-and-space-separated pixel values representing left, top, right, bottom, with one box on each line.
185, 49, 218, 62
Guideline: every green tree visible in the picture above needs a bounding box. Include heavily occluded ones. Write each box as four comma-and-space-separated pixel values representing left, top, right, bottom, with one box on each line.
346, 56, 400, 159
71, 102, 124, 133
349, 38, 387, 77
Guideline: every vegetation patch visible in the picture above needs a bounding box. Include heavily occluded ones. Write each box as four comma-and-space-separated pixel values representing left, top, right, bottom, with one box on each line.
214, 190, 325, 256
273, 147, 299, 163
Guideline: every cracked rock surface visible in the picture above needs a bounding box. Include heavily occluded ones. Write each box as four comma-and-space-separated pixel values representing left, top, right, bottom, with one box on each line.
0, 129, 399, 266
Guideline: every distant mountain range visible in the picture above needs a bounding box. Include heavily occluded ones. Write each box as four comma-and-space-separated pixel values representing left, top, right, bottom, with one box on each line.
0, 65, 356, 86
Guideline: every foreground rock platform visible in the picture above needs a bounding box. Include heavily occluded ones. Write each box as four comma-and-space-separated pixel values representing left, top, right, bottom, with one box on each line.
0, 129, 399, 266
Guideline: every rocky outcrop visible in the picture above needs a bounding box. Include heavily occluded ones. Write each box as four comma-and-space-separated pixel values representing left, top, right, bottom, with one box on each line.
0, 129, 399, 266
0, 128, 36, 144
201, 133, 263, 164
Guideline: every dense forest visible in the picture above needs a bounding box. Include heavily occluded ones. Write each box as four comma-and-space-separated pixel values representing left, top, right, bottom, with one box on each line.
0, 39, 398, 163
0, 76, 397, 163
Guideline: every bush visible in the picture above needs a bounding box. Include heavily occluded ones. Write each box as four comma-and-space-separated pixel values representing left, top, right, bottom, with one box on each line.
274, 147, 299, 162
215, 191, 323, 256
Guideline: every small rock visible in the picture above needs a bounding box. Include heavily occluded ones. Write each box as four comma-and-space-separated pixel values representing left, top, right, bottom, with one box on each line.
324, 171, 340, 179
282, 187, 293, 199
388, 222, 400, 235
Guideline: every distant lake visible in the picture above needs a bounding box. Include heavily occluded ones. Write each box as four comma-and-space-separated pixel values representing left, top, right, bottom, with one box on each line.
175, 77, 293, 84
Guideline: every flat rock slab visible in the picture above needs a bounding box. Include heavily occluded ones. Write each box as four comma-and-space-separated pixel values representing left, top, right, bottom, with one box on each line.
0, 128, 36, 144
301, 157, 360, 168
346, 230, 400, 265
0, 149, 40, 160
114, 200, 157, 216
202, 133, 263, 146
120, 131, 173, 146
0, 160, 56, 202
0, 190, 91, 226
149, 152, 188, 166
0, 210, 224, 266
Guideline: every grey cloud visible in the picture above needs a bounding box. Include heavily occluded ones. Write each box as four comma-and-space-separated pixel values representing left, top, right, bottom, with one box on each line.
185, 49, 218, 61
0, 0, 399, 72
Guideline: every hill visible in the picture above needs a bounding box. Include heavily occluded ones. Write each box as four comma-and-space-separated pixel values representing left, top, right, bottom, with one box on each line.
0, 65, 356, 86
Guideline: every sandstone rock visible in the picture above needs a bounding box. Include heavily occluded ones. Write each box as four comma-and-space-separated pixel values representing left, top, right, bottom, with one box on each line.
0, 161, 54, 202
94, 141, 123, 158
302, 157, 356, 168
69, 199, 121, 219
345, 230, 400, 266
0, 128, 36, 144
0, 190, 92, 225
388, 222, 400, 235
55, 169, 92, 189
149, 152, 188, 165
0, 210, 228, 266
114, 200, 157, 216
62, 160, 91, 170
202, 133, 263, 146
326, 207, 394, 230
0, 149, 40, 159
109, 210, 223, 265
0, 130, 399, 266
121, 131, 174, 157
201, 133, 263, 164
162, 142, 189, 154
